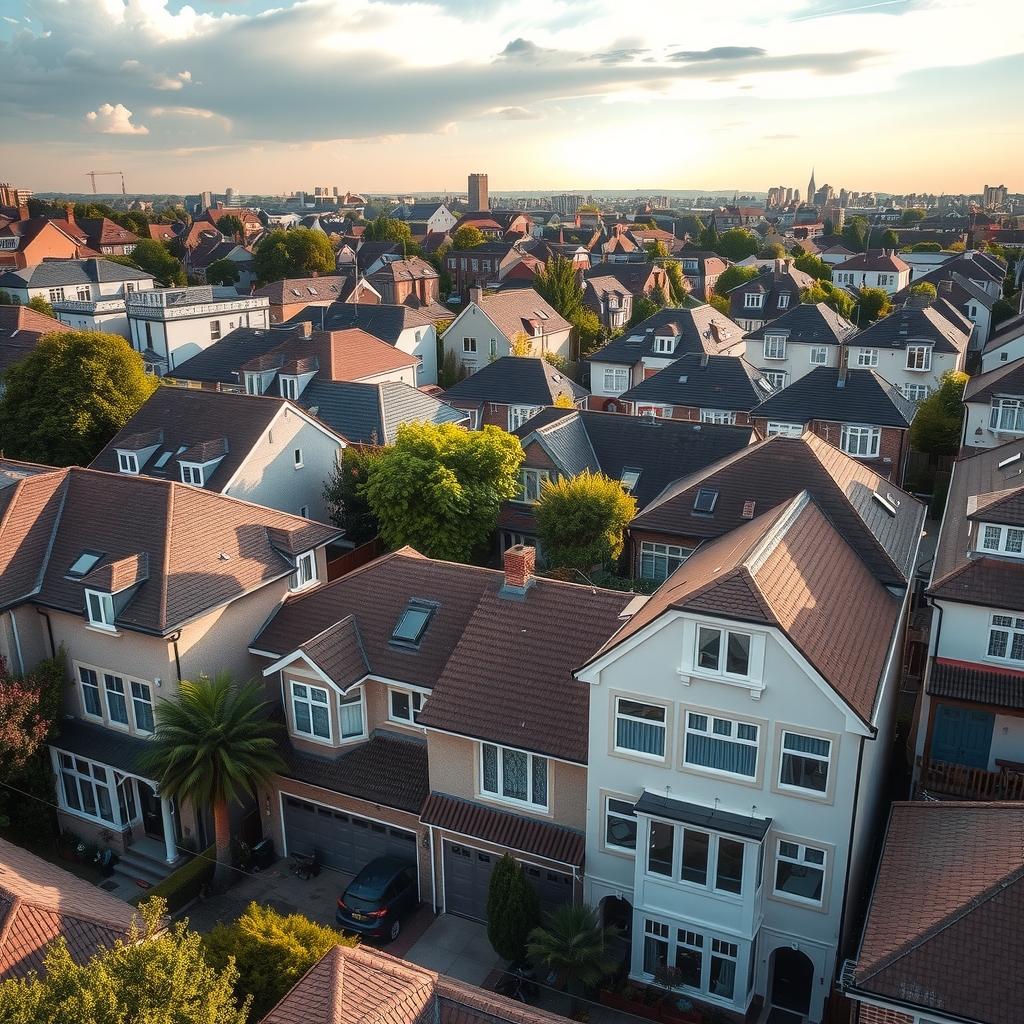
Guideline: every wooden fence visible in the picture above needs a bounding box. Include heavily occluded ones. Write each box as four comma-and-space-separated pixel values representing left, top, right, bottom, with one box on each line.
326, 537, 384, 581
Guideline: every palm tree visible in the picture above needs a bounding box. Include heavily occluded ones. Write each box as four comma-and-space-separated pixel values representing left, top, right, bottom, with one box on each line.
139, 673, 285, 886
526, 903, 618, 1014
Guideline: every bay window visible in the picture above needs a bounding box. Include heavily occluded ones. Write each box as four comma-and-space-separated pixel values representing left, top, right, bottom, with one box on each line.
710, 939, 738, 999
59, 754, 115, 824
640, 919, 746, 1007
684, 712, 759, 778
990, 398, 1024, 433
614, 697, 666, 758
339, 687, 365, 739
841, 425, 880, 458
481, 743, 548, 808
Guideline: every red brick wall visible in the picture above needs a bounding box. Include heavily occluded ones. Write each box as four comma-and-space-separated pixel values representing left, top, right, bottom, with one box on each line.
855, 1002, 913, 1024
523, 440, 558, 470
480, 403, 509, 428
807, 420, 909, 481
587, 395, 627, 412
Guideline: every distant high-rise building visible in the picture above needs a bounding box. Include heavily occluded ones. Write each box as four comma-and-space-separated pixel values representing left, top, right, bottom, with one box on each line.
225, 187, 241, 208
786, 188, 794, 203
983, 184, 1008, 210
200, 190, 214, 211
794, 189, 801, 203
552, 193, 585, 216
468, 173, 489, 212
0, 183, 32, 209
807, 169, 816, 204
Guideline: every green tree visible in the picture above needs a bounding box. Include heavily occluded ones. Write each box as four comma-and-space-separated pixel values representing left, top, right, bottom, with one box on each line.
759, 243, 787, 260
253, 228, 335, 284
661, 260, 689, 305
322, 444, 383, 544
993, 297, 1018, 326
880, 229, 900, 250
793, 251, 833, 281
707, 293, 731, 315
486, 855, 541, 966
901, 208, 927, 225
854, 287, 892, 324
790, 243, 807, 257
909, 370, 968, 456
911, 241, 942, 253
715, 228, 761, 262
363, 215, 415, 247
574, 306, 603, 356
0, 899, 248, 1024
204, 902, 355, 1021
0, 330, 158, 466
651, 284, 668, 308
626, 296, 659, 329
527, 904, 618, 1015
909, 281, 937, 301
451, 225, 486, 250
215, 214, 246, 241
0, 289, 11, 305
438, 347, 467, 389
206, 258, 240, 287
533, 470, 637, 572
533, 254, 583, 322
139, 674, 285, 885
645, 240, 670, 260
842, 217, 868, 253
26, 295, 54, 318
696, 222, 719, 252
363, 422, 524, 562
946, 241, 966, 252
801, 281, 855, 319
714, 264, 759, 297
122, 238, 187, 286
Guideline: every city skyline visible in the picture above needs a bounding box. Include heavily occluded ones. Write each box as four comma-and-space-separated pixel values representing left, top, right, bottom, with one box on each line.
2, 0, 1022, 195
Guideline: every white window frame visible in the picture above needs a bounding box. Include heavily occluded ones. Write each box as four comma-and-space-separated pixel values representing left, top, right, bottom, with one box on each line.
694, 625, 752, 679
645, 820, 747, 898
463, 337, 477, 353
605, 796, 638, 853
903, 383, 929, 401
49, 287, 65, 303
743, 292, 764, 309
77, 285, 91, 301
79, 666, 102, 719
480, 742, 548, 810
603, 366, 629, 395
131, 680, 155, 734
990, 398, 1024, 433
773, 839, 827, 906
291, 680, 332, 742
700, 410, 736, 425
683, 711, 760, 780
776, 293, 790, 310
509, 405, 541, 431
855, 348, 878, 367
640, 541, 691, 582
980, 523, 1024, 557
763, 336, 786, 360
245, 373, 261, 395
388, 686, 427, 725
766, 422, 803, 438
906, 344, 932, 371
338, 687, 366, 740
210, 320, 221, 341
85, 589, 116, 631
809, 346, 828, 365
987, 613, 1024, 663
654, 336, 677, 355
180, 463, 204, 486
516, 467, 551, 504
290, 550, 318, 591
840, 424, 881, 458
762, 371, 786, 389
57, 753, 117, 826
778, 731, 832, 795
280, 376, 299, 400
104, 673, 130, 729
293, 447, 303, 469
117, 452, 139, 474
614, 697, 667, 761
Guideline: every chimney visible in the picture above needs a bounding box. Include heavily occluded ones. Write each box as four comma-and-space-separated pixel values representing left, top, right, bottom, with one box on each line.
838, 346, 848, 386
938, 280, 953, 297
501, 544, 535, 597
469, 286, 483, 305
774, 259, 783, 281
296, 321, 312, 338
17, 203, 29, 222
64, 202, 75, 227
782, 259, 791, 275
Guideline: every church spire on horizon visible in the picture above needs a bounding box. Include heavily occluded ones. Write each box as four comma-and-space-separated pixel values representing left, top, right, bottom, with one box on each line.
807, 168, 817, 203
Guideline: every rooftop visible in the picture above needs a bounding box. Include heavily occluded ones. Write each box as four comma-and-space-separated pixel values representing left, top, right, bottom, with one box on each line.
442, 357, 587, 408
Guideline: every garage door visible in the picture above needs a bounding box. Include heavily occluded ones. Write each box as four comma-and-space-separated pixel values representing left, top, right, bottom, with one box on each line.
522, 863, 575, 915
443, 842, 497, 922
283, 796, 417, 875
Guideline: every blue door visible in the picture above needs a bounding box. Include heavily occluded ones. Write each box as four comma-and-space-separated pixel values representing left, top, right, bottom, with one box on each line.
931, 706, 994, 768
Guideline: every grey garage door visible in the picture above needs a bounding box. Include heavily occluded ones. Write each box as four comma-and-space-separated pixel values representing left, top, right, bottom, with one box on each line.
443, 842, 497, 922
283, 796, 417, 875
522, 862, 575, 915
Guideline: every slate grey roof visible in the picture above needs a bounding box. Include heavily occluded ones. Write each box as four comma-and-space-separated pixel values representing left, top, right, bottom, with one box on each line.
853, 305, 970, 355
964, 354, 1024, 403
356, 242, 402, 272
587, 306, 744, 366
751, 367, 918, 428
727, 263, 816, 321
0, 258, 155, 289
298, 379, 467, 445
743, 301, 858, 345
170, 325, 305, 386
284, 301, 444, 344
392, 203, 449, 221
442, 357, 588, 407
515, 408, 756, 511
50, 717, 151, 775
620, 353, 774, 412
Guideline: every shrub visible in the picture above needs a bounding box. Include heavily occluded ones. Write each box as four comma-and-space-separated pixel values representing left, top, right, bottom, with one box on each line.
486, 854, 541, 965
130, 844, 216, 912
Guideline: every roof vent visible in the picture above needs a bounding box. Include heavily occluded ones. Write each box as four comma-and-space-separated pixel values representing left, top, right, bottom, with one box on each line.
742, 501, 756, 519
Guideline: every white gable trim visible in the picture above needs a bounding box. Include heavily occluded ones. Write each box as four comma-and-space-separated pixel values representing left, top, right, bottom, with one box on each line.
262, 649, 341, 691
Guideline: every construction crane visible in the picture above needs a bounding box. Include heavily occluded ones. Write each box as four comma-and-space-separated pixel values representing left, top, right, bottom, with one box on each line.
86, 170, 128, 208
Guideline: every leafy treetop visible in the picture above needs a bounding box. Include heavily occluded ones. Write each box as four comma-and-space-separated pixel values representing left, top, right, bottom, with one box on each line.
714, 264, 759, 297
451, 225, 486, 250
909, 370, 968, 456
253, 227, 335, 284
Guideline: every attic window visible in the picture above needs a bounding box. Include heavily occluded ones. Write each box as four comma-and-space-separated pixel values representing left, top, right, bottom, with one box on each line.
693, 488, 719, 515
117, 452, 139, 475
872, 491, 898, 516
620, 468, 642, 493
153, 451, 173, 469
68, 550, 104, 578
391, 601, 437, 648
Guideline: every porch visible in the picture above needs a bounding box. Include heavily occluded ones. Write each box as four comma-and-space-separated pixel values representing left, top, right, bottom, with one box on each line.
917, 758, 1024, 801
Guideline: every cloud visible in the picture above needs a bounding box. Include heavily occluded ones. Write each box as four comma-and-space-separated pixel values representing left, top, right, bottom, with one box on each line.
495, 106, 546, 120
496, 38, 548, 61
85, 102, 148, 134
762, 133, 798, 139
669, 47, 767, 62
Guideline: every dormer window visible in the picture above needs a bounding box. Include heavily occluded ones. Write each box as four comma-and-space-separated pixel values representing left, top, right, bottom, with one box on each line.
181, 464, 204, 486
744, 293, 764, 309
117, 452, 139, 475
654, 335, 677, 355
777, 294, 790, 310
280, 376, 299, 400
245, 373, 262, 395
290, 550, 318, 591
85, 589, 116, 630
990, 399, 1024, 433
980, 523, 1024, 556
391, 600, 436, 648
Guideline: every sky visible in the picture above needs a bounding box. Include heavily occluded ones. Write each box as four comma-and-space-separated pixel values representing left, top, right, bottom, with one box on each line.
1, 0, 1022, 197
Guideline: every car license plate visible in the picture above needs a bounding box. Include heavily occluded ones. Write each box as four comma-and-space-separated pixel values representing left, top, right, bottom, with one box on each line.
351, 913, 366, 921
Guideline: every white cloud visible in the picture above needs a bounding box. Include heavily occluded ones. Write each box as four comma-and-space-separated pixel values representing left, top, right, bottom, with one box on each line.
85, 102, 149, 134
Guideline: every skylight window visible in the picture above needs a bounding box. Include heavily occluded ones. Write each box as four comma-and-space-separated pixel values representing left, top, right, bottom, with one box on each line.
693, 488, 719, 514
999, 453, 1021, 469
620, 468, 642, 493
68, 550, 104, 578
391, 601, 437, 647
153, 451, 172, 469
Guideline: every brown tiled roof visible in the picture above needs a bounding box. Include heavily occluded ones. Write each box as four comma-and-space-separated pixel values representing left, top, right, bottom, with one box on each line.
475, 290, 571, 342
254, 276, 351, 305
0, 837, 140, 979
421, 794, 585, 866
632, 432, 923, 589
594, 493, 900, 724
254, 549, 634, 763
853, 802, 1024, 1024
114, 428, 164, 452
82, 551, 149, 593
0, 304, 66, 374
76, 217, 140, 248
966, 484, 1024, 526
178, 437, 229, 464
300, 616, 369, 690
928, 658, 1024, 710
366, 258, 439, 284
5, 468, 339, 633
278, 728, 428, 814
930, 440, 1024, 610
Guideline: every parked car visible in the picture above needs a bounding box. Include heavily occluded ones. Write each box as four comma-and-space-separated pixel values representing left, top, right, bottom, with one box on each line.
336, 856, 418, 940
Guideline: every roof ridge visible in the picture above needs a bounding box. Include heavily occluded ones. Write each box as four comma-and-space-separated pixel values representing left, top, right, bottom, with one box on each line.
159, 480, 174, 630
745, 491, 812, 576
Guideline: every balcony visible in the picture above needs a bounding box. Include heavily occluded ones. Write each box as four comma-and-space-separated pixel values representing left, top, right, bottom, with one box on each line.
919, 759, 1024, 801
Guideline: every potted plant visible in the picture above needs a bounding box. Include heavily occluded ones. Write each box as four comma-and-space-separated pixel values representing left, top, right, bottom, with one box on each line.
57, 828, 80, 863
662, 996, 700, 1024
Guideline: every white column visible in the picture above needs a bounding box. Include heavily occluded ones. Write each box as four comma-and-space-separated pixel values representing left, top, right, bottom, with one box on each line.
160, 795, 177, 864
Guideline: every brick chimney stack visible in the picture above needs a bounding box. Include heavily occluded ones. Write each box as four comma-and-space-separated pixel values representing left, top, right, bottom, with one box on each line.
17, 204, 29, 222
469, 286, 483, 305
501, 544, 535, 597
296, 321, 312, 338
65, 203, 75, 227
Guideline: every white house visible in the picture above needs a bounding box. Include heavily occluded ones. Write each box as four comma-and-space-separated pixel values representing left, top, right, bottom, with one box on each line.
961, 352, 1024, 452
577, 488, 922, 1023
980, 310, 1024, 373
126, 285, 270, 375
831, 252, 910, 296
389, 202, 457, 235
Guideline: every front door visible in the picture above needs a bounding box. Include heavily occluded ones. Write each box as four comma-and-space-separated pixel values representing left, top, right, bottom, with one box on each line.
137, 782, 164, 840
931, 706, 995, 768
771, 947, 813, 1016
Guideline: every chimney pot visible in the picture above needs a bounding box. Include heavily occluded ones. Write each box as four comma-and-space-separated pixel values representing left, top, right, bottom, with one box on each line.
502, 544, 536, 594
469, 286, 483, 305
